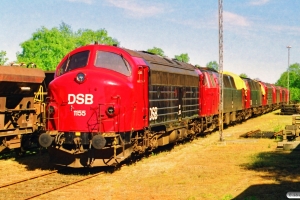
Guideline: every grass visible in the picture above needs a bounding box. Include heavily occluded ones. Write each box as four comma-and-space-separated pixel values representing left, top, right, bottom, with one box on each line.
222, 194, 234, 200
245, 151, 300, 172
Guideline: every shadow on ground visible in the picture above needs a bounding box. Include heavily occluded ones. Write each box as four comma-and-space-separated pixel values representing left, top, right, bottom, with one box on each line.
233, 182, 300, 200
235, 143, 300, 200
13, 143, 177, 173
13, 150, 117, 175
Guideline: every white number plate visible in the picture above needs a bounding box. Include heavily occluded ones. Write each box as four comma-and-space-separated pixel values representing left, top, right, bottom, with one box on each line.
74, 110, 86, 116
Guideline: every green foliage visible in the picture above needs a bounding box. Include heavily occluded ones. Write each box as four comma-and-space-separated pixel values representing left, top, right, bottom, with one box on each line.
272, 123, 283, 133
206, 60, 219, 71
289, 87, 300, 103
0, 51, 9, 65
174, 53, 190, 63
239, 73, 249, 78
75, 28, 119, 47
151, 152, 156, 156
276, 63, 300, 103
17, 22, 118, 71
221, 194, 233, 200
59, 22, 73, 37
275, 63, 300, 88
147, 47, 165, 56
17, 26, 75, 70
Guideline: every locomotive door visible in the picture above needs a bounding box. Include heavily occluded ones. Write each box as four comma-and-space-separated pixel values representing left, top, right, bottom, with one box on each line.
135, 65, 149, 128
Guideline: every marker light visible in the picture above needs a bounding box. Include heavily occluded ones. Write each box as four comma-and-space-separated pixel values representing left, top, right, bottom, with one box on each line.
76, 72, 86, 83
20, 87, 31, 91
106, 106, 115, 117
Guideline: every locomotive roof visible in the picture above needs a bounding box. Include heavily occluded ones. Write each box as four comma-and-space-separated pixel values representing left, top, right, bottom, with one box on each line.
198, 66, 218, 73
223, 71, 247, 90
123, 48, 198, 77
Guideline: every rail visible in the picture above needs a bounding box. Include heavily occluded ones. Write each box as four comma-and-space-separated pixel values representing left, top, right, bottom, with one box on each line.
0, 168, 104, 200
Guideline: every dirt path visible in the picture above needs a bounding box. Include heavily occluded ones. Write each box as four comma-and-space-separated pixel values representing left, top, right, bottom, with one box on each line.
0, 111, 299, 200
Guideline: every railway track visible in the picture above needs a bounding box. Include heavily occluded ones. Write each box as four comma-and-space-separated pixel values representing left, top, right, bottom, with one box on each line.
0, 168, 104, 199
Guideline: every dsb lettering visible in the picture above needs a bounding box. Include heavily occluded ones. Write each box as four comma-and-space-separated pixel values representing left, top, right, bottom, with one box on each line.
68, 94, 93, 105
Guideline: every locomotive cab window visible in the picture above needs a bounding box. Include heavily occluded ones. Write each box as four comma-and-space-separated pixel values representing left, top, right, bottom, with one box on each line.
57, 50, 90, 76
212, 72, 219, 85
223, 76, 231, 88
95, 51, 132, 76
203, 74, 208, 86
228, 76, 236, 89
209, 73, 216, 87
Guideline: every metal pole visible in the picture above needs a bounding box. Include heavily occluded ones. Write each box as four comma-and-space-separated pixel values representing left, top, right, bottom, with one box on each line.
287, 46, 291, 105
219, 0, 224, 141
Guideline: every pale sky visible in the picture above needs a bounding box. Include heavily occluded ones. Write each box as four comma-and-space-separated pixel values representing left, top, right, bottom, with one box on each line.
1, 0, 299, 83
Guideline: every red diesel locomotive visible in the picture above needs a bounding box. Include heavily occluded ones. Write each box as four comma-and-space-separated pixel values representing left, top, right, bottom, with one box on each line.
38, 44, 288, 167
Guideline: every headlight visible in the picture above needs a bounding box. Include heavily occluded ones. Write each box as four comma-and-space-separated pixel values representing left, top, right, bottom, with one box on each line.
75, 72, 86, 83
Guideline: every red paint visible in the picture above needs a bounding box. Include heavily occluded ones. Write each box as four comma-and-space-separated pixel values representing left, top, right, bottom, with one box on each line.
47, 45, 148, 133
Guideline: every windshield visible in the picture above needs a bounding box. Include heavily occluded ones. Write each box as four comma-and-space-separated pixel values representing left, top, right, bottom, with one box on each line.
57, 50, 90, 76
94, 51, 131, 76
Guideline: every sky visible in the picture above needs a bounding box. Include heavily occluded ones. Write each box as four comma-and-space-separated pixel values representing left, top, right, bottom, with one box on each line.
1, 0, 299, 84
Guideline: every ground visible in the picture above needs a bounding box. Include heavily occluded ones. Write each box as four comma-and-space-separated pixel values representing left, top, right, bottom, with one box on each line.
0, 110, 299, 200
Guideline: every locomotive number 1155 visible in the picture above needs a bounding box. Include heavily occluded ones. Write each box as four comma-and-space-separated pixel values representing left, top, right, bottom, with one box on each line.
74, 110, 86, 116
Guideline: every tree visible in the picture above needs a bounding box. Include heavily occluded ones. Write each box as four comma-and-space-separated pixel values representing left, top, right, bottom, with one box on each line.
174, 53, 190, 63
239, 73, 249, 78
290, 87, 300, 103
59, 22, 73, 37
0, 51, 8, 65
17, 26, 74, 71
206, 61, 219, 71
276, 63, 300, 103
17, 22, 118, 71
75, 29, 119, 47
147, 47, 164, 56
276, 63, 300, 88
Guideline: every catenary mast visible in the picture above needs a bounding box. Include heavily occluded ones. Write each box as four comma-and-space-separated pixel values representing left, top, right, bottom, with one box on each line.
218, 0, 224, 141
